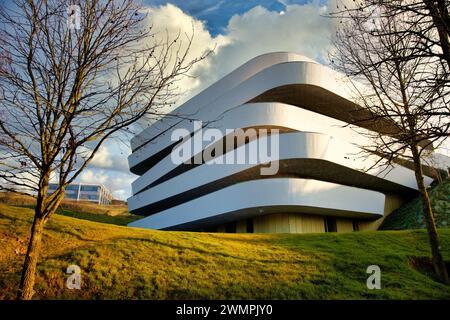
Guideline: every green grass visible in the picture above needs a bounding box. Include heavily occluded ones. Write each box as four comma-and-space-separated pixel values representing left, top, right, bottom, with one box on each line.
0, 203, 449, 300
0, 191, 137, 226
55, 208, 139, 226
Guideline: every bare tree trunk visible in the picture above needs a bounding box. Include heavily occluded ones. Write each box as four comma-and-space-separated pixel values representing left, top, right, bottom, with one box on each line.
17, 210, 45, 299
17, 170, 66, 299
411, 144, 449, 284
17, 172, 54, 300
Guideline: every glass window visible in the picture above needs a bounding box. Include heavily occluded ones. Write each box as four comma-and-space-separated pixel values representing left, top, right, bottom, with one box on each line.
225, 222, 236, 233
352, 220, 360, 231
324, 217, 337, 232
80, 193, 98, 200
246, 218, 254, 233
81, 185, 99, 192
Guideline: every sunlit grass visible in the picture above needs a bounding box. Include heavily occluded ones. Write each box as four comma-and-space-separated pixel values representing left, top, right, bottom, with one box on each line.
0, 203, 449, 300
55, 208, 139, 226
0, 192, 138, 226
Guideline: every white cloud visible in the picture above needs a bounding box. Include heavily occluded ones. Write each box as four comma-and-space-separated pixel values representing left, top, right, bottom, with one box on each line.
80, 142, 130, 173
78, 169, 108, 185
141, 4, 228, 104
76, 140, 148, 202
78, 168, 136, 200
193, 3, 333, 91
137, 4, 335, 111
144, 2, 336, 102
89, 146, 113, 168
196, 0, 225, 16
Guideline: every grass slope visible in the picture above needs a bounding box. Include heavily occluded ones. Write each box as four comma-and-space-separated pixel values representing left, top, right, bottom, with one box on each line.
55, 208, 139, 226
0, 192, 139, 226
1, 204, 449, 300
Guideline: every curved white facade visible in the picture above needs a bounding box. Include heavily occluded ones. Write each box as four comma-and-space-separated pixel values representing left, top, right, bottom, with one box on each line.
127, 52, 433, 233
128, 178, 385, 230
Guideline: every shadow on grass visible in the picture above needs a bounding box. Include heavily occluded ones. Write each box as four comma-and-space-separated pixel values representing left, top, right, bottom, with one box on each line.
409, 256, 450, 284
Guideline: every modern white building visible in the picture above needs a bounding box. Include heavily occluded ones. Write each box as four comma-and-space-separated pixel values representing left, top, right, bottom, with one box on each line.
127, 52, 442, 233
48, 183, 113, 205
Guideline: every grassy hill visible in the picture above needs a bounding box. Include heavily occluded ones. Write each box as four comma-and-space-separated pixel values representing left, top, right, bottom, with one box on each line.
0, 203, 449, 300
381, 178, 450, 230
0, 192, 139, 226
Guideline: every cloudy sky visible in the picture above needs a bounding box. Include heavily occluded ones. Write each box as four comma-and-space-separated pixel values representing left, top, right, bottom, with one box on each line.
83, 0, 340, 200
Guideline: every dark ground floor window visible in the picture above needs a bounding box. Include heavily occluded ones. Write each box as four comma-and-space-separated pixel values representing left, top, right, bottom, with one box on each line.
324, 217, 337, 232
246, 218, 254, 233
353, 219, 360, 231
225, 221, 236, 233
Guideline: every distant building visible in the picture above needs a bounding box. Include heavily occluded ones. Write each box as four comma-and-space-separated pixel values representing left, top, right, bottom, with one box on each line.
48, 183, 113, 205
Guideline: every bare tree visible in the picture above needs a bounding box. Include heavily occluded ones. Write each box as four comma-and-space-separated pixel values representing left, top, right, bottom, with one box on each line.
330, 1, 449, 283
0, 0, 208, 299
387, 0, 450, 69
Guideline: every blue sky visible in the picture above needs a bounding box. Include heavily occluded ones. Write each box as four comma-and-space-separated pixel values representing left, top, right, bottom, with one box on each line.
143, 0, 324, 36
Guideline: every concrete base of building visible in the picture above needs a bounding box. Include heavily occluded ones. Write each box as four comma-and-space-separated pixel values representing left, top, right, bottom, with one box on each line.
212, 213, 358, 234
206, 193, 408, 234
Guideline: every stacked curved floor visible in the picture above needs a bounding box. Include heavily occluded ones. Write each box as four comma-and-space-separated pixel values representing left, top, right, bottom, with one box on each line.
127, 52, 431, 233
